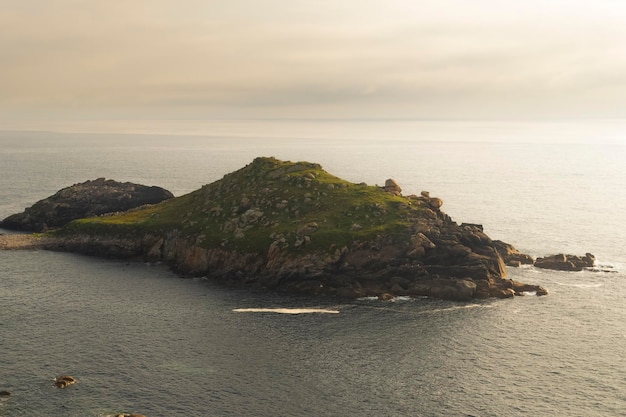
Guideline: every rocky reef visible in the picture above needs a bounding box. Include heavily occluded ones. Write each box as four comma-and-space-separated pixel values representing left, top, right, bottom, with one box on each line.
0, 178, 173, 232
534, 253, 596, 271
30, 157, 548, 300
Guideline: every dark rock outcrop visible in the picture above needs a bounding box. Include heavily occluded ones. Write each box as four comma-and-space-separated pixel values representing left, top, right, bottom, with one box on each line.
534, 253, 595, 271
0, 178, 173, 232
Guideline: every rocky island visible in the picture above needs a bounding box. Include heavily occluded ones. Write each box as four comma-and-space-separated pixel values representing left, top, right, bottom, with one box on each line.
1, 157, 550, 300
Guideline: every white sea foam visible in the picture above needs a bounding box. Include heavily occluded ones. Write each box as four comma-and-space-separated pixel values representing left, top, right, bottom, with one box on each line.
233, 308, 340, 314
555, 282, 603, 288
357, 296, 415, 302
416, 303, 495, 315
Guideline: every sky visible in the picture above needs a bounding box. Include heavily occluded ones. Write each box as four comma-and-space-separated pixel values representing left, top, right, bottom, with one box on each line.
2, 0, 626, 128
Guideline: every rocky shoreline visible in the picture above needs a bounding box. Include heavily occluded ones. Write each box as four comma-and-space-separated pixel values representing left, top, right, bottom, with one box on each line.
0, 233, 50, 250
0, 158, 562, 301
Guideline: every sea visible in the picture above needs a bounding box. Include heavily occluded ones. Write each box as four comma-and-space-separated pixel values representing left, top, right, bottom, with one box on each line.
1, 119, 625, 417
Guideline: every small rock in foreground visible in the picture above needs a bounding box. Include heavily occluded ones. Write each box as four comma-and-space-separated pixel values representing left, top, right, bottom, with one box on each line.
54, 375, 77, 388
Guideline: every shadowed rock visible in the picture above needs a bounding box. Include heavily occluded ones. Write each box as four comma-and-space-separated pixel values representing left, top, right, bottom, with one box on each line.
1, 178, 174, 232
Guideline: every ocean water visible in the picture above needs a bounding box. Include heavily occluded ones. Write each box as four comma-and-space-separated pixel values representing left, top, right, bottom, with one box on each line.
1, 120, 625, 416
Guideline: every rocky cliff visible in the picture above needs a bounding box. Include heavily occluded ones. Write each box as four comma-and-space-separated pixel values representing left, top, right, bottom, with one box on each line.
40, 157, 546, 300
0, 178, 174, 232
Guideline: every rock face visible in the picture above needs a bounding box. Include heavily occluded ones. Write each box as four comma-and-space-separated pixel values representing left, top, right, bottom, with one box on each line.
492, 239, 535, 267
0, 178, 174, 232
36, 158, 549, 301
534, 253, 595, 271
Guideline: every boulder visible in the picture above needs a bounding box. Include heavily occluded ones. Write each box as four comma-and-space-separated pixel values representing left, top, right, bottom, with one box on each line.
534, 253, 595, 271
508, 280, 549, 296
54, 375, 77, 388
427, 197, 443, 210
383, 179, 402, 195
378, 292, 395, 301
1, 178, 173, 232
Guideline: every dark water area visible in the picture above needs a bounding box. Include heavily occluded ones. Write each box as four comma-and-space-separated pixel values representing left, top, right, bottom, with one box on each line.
1, 250, 625, 416
1, 121, 626, 416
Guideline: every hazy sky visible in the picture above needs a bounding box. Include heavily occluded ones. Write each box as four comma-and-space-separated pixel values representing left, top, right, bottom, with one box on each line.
2, 0, 626, 126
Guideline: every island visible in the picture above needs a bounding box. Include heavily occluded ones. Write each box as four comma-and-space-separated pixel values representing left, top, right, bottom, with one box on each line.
1, 157, 549, 300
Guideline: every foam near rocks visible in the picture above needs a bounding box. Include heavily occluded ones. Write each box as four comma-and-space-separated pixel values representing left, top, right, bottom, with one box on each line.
233, 308, 339, 314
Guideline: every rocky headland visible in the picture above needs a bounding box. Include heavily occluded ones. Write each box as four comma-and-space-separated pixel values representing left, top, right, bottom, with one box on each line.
0, 178, 174, 232
0, 157, 555, 301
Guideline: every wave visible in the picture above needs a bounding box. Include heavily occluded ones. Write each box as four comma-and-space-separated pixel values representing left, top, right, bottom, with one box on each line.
233, 308, 340, 314
356, 296, 417, 302
418, 303, 496, 314
554, 282, 603, 288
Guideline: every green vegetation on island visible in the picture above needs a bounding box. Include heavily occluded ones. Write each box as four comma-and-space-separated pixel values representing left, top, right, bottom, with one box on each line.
58, 157, 417, 254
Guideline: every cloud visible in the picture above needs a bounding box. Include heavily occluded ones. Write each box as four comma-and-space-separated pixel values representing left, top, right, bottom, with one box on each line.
1, 0, 626, 121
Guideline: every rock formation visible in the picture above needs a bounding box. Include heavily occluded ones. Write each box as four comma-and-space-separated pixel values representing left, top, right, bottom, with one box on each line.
0, 178, 173, 232
534, 253, 595, 271
28, 157, 548, 301
383, 179, 402, 195
54, 375, 77, 388
492, 239, 535, 267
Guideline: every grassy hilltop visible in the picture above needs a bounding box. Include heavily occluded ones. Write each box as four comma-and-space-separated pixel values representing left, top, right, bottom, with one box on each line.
59, 157, 419, 253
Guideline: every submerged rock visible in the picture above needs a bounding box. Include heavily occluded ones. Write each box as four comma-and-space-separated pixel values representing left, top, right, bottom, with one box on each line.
1, 178, 173, 232
383, 179, 402, 195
